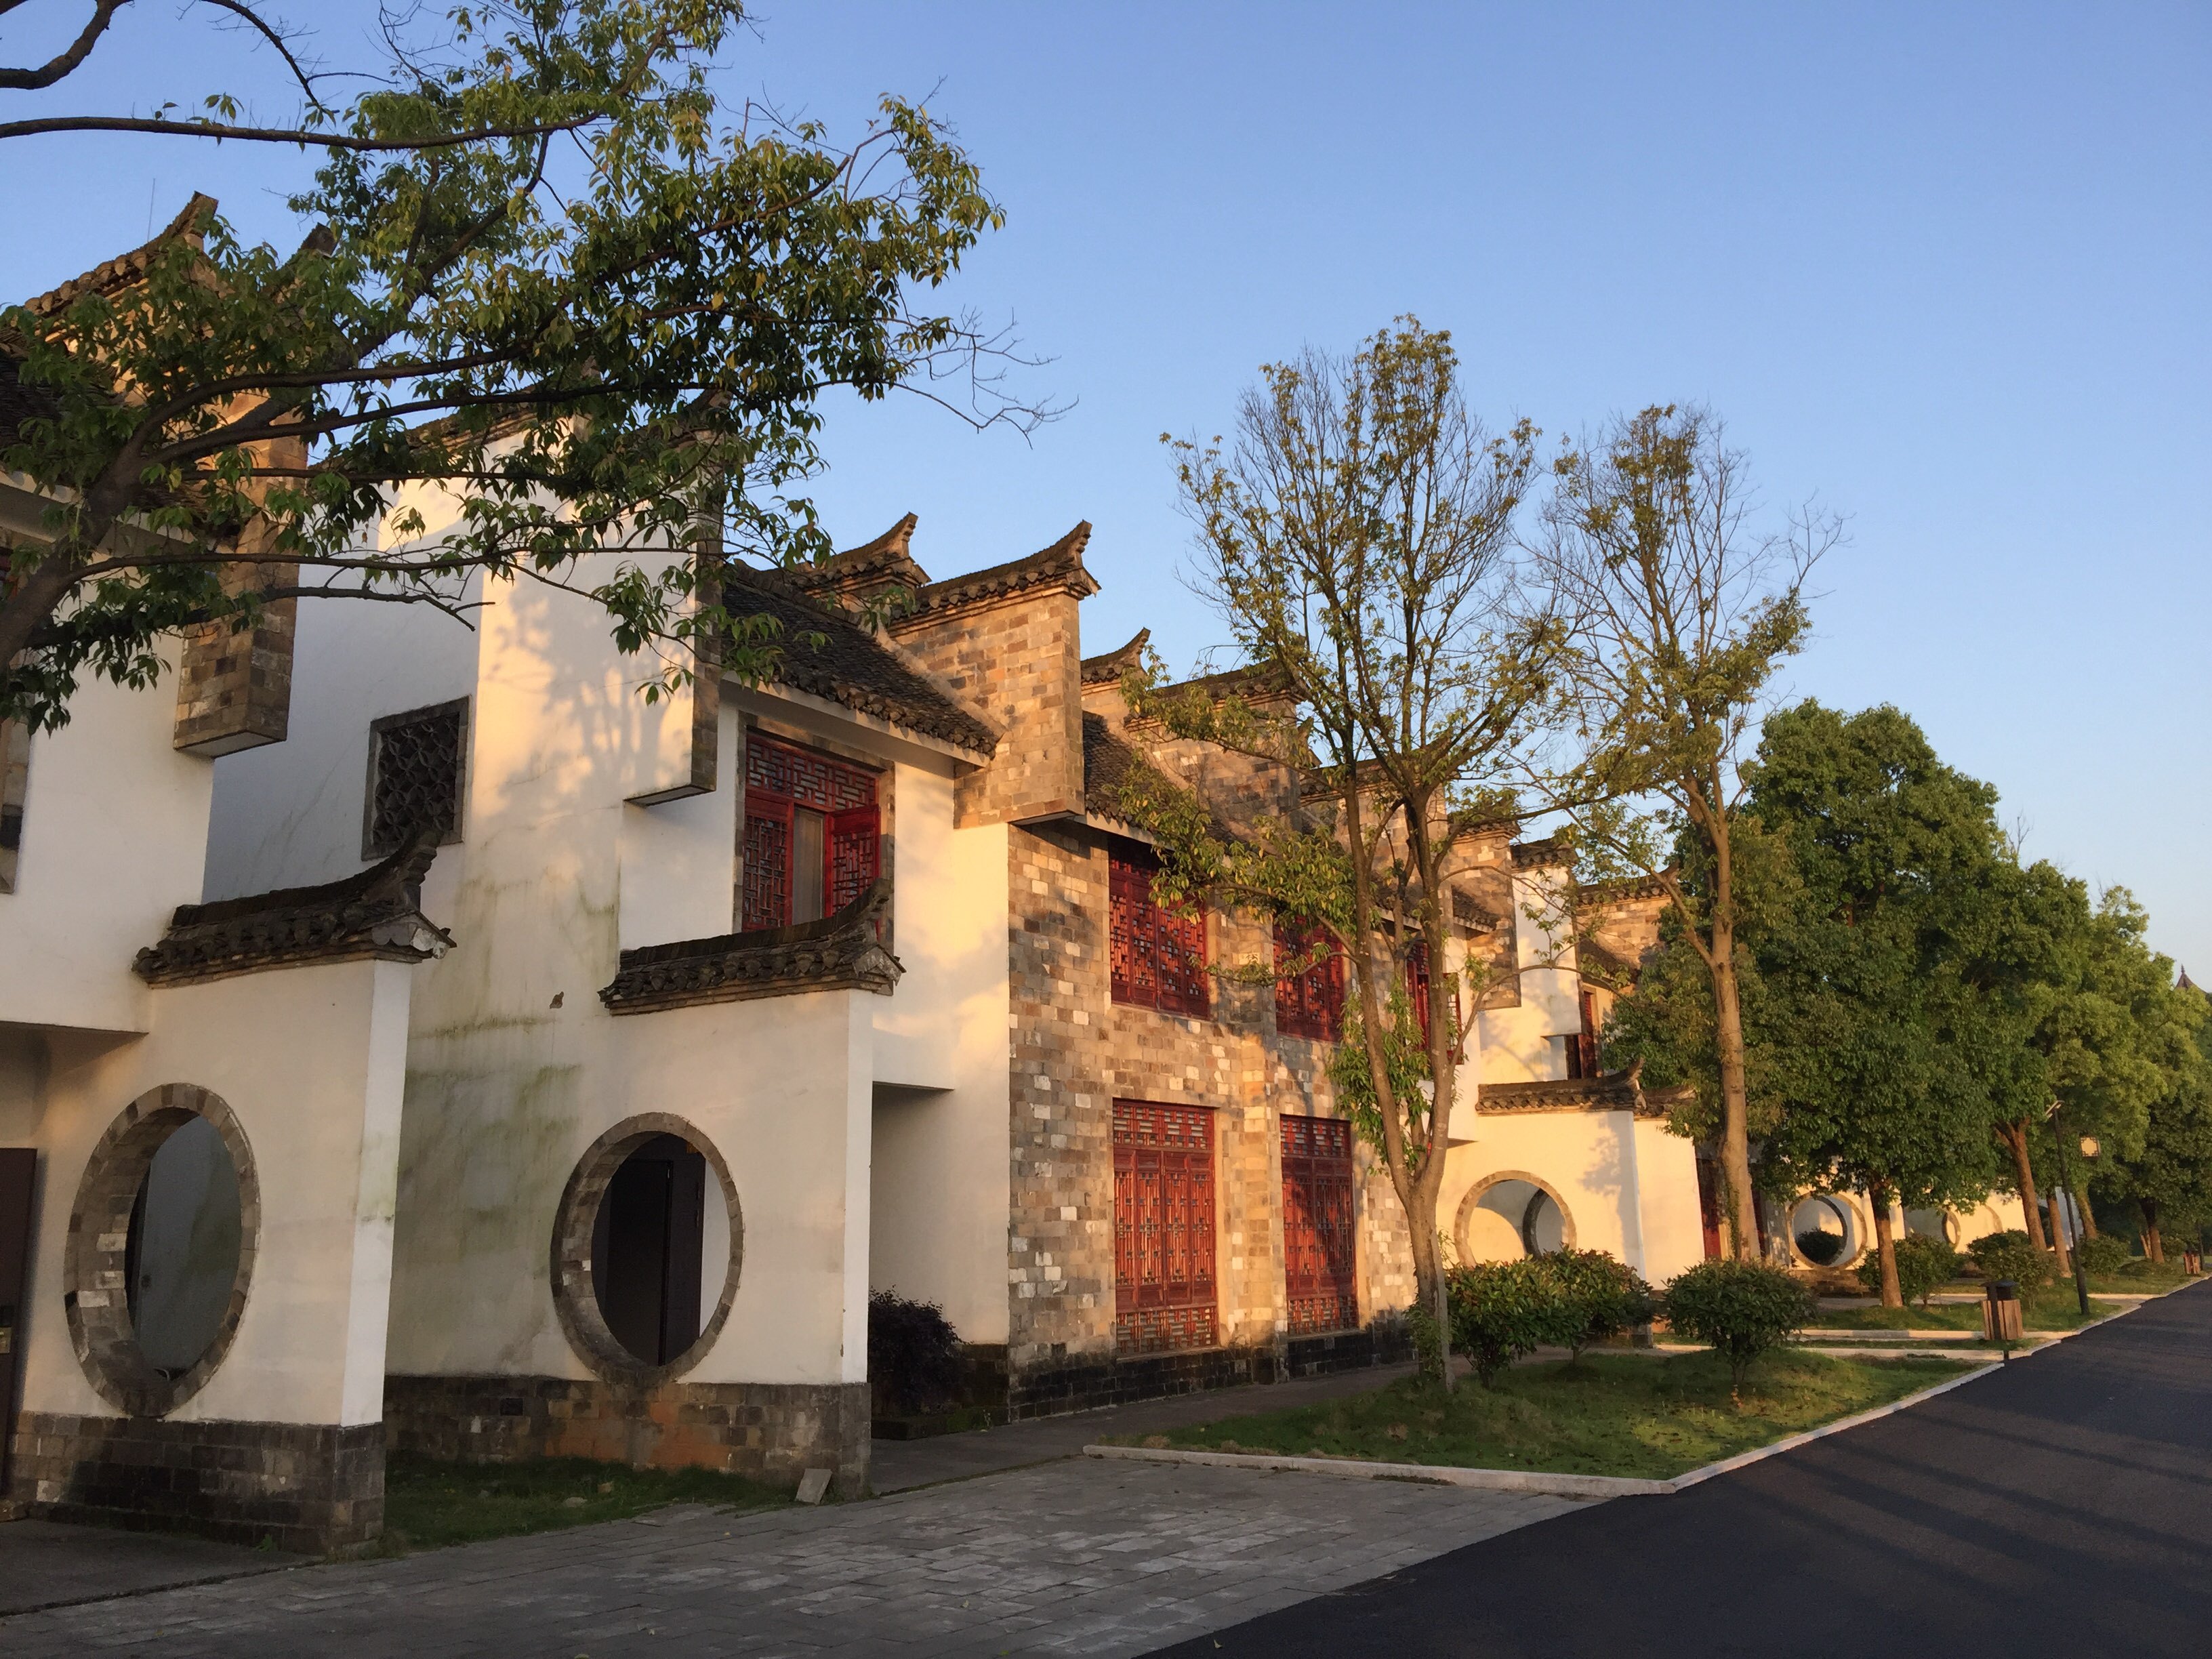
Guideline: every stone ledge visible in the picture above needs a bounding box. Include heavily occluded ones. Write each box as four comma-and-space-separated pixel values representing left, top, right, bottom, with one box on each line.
599, 879, 899, 1015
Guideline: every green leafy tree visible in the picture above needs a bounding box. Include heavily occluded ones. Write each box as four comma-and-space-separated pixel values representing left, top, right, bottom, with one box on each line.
1118, 320, 1561, 1385
2095, 994, 2212, 1261
1530, 406, 1840, 1259
1, 1, 1038, 731
1736, 703, 2023, 1307
1540, 1248, 1655, 1361
1856, 1233, 1958, 1309
1444, 1259, 1580, 1387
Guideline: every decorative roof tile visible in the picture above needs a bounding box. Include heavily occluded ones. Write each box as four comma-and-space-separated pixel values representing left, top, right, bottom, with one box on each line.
1475, 1074, 1689, 1120
792, 513, 931, 607
724, 565, 997, 755
600, 880, 900, 1014
1510, 834, 1572, 869
1080, 627, 1151, 685
24, 193, 218, 319
134, 833, 452, 986
889, 522, 1097, 626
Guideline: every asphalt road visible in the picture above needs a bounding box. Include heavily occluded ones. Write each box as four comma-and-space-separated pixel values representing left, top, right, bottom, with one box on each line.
1150, 1279, 2212, 1659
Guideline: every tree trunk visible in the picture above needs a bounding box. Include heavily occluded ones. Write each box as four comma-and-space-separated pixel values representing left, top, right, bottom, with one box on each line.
1708, 940, 1759, 1262
2045, 1189, 2072, 1275
2074, 1185, 2098, 1240
2001, 1121, 2049, 1250
1868, 1189, 1903, 1309
2140, 1199, 2164, 1264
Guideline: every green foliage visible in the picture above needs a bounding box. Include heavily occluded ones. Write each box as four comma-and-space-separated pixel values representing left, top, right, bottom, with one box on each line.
2076, 1235, 2133, 1275
1660, 1259, 1815, 1397
1540, 1248, 1656, 1359
1795, 1227, 1847, 1267
1327, 995, 1432, 1168
3, 1, 1032, 730
1445, 1259, 1583, 1387
867, 1290, 964, 1416
1966, 1229, 2056, 1290
1856, 1233, 1959, 1308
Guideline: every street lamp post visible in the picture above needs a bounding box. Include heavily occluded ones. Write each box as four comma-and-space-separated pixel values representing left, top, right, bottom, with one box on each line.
2049, 1110, 2093, 1316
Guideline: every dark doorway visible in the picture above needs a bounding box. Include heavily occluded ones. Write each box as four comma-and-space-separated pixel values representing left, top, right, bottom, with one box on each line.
0, 1149, 35, 1496
591, 1134, 708, 1366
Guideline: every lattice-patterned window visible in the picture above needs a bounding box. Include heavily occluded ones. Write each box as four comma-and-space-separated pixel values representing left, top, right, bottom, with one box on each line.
1113, 1100, 1217, 1354
1282, 1114, 1357, 1334
1273, 919, 1344, 1042
740, 734, 879, 931
1108, 846, 1208, 1017
0, 716, 29, 893
1405, 939, 1463, 1059
363, 699, 468, 859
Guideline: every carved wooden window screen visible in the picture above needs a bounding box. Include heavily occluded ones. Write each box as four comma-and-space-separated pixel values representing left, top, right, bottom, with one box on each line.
1273, 920, 1345, 1041
1282, 1113, 1357, 1335
1405, 939, 1463, 1060
364, 699, 467, 859
1109, 848, 1208, 1017
1113, 1100, 1217, 1354
741, 735, 878, 931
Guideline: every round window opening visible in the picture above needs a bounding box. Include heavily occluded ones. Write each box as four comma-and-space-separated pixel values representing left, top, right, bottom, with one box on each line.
1457, 1174, 1576, 1262
65, 1084, 258, 1416
1791, 1195, 1855, 1267
552, 1117, 741, 1383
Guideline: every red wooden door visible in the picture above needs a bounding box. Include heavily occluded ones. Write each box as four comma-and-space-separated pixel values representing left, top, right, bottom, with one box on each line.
1282, 1115, 1357, 1334
1113, 1101, 1216, 1353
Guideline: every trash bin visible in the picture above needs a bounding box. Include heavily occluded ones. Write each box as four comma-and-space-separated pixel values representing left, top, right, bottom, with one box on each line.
1982, 1278, 2022, 1343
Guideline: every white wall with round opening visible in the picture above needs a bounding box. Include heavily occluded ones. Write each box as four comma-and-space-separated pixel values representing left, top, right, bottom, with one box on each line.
65, 1083, 258, 1416
1455, 1172, 1576, 1261
1790, 1193, 1859, 1267
551, 1115, 743, 1385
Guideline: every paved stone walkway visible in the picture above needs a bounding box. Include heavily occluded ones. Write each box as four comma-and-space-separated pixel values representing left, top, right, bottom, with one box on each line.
0, 1456, 1587, 1657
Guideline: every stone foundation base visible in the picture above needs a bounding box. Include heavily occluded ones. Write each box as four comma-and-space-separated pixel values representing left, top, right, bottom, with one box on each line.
382, 1374, 870, 1498
1003, 1321, 1413, 1420
7, 1412, 384, 1554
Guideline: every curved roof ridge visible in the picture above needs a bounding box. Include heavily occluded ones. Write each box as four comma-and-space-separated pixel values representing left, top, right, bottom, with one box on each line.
26, 192, 219, 319
1080, 626, 1151, 684
890, 520, 1097, 626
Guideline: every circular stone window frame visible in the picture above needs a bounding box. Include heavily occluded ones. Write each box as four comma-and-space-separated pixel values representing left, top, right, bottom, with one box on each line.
1788, 1192, 1860, 1267
1453, 1169, 1578, 1261
64, 1082, 260, 1417
550, 1113, 743, 1387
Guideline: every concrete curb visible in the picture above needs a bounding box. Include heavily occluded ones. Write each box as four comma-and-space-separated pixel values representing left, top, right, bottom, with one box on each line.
1086, 1358, 2009, 1499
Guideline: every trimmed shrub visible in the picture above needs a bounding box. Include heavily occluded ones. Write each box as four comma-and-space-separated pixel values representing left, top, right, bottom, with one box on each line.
1966, 1229, 2055, 1291
1795, 1227, 1848, 1267
1446, 1259, 1581, 1387
1856, 1233, 1961, 1308
1540, 1248, 1657, 1359
1661, 1259, 1816, 1401
2077, 1234, 2133, 1275
867, 1290, 963, 1416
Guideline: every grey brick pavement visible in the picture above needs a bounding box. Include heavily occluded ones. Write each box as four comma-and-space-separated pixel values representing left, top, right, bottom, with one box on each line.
0, 1456, 1590, 1657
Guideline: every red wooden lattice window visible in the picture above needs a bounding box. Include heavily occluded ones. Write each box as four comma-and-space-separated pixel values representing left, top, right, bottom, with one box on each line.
1273, 920, 1345, 1042
1405, 940, 1463, 1059
1282, 1113, 1357, 1335
741, 735, 880, 932
1113, 1100, 1217, 1354
1109, 848, 1209, 1017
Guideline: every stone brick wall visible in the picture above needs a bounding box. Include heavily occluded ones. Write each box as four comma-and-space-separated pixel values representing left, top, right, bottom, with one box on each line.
8, 1412, 383, 1554
383, 1375, 870, 1500
894, 588, 1086, 827
171, 501, 300, 759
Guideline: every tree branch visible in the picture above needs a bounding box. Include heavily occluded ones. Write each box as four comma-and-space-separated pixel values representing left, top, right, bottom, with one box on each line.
0, 111, 602, 148
0, 0, 125, 91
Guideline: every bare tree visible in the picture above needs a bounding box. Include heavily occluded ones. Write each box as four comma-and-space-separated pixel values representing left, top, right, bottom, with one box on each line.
1530, 405, 1838, 1260
1122, 319, 1561, 1380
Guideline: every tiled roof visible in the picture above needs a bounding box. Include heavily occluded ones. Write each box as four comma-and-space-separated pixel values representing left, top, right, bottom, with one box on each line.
792, 513, 931, 607
1081, 712, 1151, 826
1080, 627, 1151, 685
1476, 1075, 1687, 1120
600, 879, 900, 1013
24, 192, 217, 319
1510, 834, 1572, 869
890, 522, 1098, 626
134, 834, 452, 986
724, 565, 997, 755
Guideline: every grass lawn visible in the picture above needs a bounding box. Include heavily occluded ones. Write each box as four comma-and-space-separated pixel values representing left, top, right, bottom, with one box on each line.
1805, 1289, 2125, 1333
2078, 1260, 2200, 1295
1104, 1350, 1971, 1481
380, 1453, 787, 1552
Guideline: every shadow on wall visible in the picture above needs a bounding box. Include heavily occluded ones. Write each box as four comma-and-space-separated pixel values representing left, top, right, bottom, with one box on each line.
1462, 1178, 1570, 1261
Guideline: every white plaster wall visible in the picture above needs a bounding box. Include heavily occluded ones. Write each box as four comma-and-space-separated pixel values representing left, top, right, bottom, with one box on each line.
1, 656, 207, 1035
387, 985, 876, 1386
9, 958, 413, 1428
1439, 1110, 1704, 1284
1471, 866, 1583, 1084
867, 779, 1011, 1345
1631, 1116, 1708, 1285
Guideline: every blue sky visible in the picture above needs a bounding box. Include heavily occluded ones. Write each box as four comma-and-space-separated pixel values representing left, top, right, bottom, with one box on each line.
4, 2, 2206, 966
